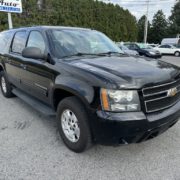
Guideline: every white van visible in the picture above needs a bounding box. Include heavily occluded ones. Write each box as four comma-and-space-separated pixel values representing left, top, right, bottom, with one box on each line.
161, 38, 180, 47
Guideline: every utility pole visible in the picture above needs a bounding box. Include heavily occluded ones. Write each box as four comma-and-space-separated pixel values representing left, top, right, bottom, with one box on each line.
144, 0, 150, 44
8, 13, 13, 29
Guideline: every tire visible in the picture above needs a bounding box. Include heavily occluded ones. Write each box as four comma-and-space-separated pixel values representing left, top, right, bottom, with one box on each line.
0, 71, 14, 98
174, 51, 180, 57
57, 96, 92, 153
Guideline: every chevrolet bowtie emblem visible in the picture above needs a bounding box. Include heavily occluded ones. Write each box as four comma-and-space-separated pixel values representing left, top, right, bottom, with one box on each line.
167, 87, 178, 97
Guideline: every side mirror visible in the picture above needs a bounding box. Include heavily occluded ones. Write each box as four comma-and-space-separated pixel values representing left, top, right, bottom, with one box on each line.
22, 47, 46, 60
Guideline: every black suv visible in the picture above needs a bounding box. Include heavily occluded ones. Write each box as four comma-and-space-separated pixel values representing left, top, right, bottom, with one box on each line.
0, 26, 179, 152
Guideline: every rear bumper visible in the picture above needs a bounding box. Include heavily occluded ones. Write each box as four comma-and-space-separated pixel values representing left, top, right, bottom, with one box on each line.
90, 100, 180, 145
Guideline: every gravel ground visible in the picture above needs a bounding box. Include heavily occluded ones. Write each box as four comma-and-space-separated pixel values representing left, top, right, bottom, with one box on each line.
0, 56, 180, 180
161, 55, 180, 66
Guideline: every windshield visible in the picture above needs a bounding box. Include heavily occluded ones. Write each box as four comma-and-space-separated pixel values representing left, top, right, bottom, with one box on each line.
138, 43, 152, 49
49, 29, 123, 58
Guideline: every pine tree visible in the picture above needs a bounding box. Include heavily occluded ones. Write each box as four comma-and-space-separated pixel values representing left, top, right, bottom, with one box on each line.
0, 0, 138, 42
169, 0, 180, 37
149, 10, 168, 43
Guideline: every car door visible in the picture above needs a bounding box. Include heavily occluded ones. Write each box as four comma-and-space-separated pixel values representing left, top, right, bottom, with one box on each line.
166, 45, 174, 54
5, 30, 28, 88
132, 44, 142, 55
20, 30, 55, 104
0, 31, 14, 67
157, 45, 167, 54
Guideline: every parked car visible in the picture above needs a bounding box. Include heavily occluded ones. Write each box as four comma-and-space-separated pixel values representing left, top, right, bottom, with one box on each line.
154, 44, 180, 57
0, 26, 180, 153
124, 43, 162, 58
116, 43, 139, 56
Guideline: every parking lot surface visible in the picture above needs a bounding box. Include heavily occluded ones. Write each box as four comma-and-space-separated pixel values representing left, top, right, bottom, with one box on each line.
0, 56, 180, 180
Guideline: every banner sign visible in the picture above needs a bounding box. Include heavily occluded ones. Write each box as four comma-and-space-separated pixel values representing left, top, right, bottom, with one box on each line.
0, 0, 22, 13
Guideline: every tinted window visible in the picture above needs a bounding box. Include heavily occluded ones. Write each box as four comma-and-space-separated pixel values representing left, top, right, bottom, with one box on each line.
159, 45, 169, 48
125, 44, 133, 49
27, 31, 46, 53
11, 31, 27, 54
129, 45, 134, 50
127, 44, 138, 50
0, 31, 14, 54
133, 44, 139, 49
124, 44, 130, 48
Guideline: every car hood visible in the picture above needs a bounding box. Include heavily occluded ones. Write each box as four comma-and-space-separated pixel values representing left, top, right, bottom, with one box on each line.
65, 56, 180, 89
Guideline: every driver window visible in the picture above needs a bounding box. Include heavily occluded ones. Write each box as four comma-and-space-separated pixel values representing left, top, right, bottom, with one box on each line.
27, 31, 46, 53
159, 45, 165, 48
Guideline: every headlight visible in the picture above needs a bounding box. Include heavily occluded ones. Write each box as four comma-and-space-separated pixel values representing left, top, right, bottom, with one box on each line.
100, 89, 141, 112
149, 51, 156, 55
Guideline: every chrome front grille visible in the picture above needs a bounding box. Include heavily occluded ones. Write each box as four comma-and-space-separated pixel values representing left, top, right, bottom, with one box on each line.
142, 79, 180, 113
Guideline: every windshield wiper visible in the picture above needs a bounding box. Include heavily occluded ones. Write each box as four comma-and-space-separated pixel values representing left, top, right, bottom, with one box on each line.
97, 51, 125, 56
62, 52, 103, 59
61, 51, 125, 59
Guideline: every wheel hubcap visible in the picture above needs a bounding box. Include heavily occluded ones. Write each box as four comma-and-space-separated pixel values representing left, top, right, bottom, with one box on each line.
61, 109, 80, 143
1, 77, 7, 93
175, 52, 179, 56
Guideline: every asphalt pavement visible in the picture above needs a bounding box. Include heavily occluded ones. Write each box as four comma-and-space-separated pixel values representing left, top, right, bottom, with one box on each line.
0, 56, 180, 180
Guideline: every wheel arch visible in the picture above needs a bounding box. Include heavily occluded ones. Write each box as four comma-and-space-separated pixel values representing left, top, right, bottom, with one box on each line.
52, 85, 94, 111
174, 51, 180, 55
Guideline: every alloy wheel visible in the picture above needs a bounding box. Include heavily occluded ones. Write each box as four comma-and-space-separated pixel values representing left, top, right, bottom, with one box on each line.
175, 52, 180, 57
61, 109, 80, 143
1, 76, 7, 94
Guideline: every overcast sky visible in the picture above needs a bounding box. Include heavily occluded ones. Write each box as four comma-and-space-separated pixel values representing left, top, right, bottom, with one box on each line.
99, 0, 176, 21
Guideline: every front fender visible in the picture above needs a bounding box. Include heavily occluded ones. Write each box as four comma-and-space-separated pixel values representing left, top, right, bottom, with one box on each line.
54, 76, 95, 105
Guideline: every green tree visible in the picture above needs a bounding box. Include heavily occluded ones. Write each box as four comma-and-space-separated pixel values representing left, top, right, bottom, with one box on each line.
0, 13, 8, 31
0, 0, 138, 42
149, 10, 168, 43
169, 0, 180, 37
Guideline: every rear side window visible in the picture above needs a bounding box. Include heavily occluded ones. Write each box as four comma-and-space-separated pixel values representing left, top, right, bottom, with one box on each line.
127, 44, 134, 49
11, 31, 27, 54
0, 31, 14, 54
159, 45, 167, 48
27, 31, 46, 53
166, 45, 171, 48
134, 44, 139, 49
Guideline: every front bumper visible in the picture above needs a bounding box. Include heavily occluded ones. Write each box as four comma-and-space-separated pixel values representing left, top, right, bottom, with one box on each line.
90, 100, 180, 145
147, 53, 162, 58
